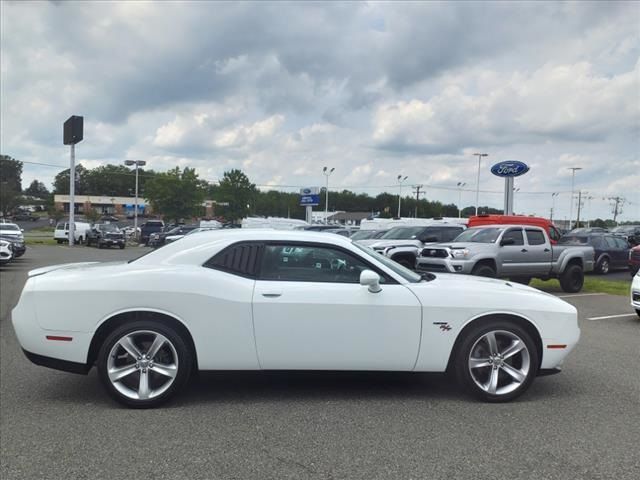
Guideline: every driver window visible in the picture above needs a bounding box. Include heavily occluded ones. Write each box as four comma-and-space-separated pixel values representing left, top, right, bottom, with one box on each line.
503, 229, 524, 246
260, 245, 375, 283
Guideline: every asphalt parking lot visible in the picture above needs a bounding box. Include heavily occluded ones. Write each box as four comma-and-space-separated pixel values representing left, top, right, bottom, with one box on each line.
1, 246, 638, 480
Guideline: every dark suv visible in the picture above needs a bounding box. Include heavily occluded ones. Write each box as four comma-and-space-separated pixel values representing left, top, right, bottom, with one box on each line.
559, 233, 629, 274
140, 220, 165, 245
87, 224, 126, 249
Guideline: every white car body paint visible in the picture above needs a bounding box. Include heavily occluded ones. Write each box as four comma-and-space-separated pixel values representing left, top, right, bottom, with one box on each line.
12, 230, 580, 374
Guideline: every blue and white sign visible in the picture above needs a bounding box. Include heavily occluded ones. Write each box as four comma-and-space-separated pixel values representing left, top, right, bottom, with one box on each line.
300, 187, 320, 206
491, 160, 530, 178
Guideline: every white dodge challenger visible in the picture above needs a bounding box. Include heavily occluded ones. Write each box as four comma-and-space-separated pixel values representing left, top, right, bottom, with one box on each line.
12, 230, 580, 407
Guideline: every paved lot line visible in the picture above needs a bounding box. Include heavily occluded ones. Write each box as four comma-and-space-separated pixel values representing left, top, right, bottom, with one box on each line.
557, 293, 607, 298
588, 313, 638, 321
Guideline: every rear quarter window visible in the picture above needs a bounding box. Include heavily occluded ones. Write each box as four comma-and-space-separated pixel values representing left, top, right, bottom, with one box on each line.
204, 243, 262, 278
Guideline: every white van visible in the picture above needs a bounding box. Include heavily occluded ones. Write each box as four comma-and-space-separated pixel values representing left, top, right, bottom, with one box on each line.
54, 221, 92, 244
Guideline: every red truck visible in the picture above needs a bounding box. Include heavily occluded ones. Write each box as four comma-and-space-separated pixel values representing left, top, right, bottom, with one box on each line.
468, 215, 563, 244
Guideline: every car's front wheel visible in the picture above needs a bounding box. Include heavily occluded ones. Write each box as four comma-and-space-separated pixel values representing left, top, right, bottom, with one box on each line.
97, 321, 193, 408
455, 320, 539, 402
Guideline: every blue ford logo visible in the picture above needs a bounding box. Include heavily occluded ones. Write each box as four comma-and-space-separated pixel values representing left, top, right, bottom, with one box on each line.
302, 188, 311, 194
491, 160, 530, 178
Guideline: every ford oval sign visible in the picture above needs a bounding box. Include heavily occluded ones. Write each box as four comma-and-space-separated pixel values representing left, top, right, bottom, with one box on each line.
491, 160, 530, 178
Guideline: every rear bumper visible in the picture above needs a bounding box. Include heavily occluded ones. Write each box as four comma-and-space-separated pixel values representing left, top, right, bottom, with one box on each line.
22, 349, 90, 374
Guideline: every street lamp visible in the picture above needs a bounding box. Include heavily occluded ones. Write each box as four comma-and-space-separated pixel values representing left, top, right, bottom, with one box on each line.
322, 166, 335, 224
397, 175, 408, 218
457, 182, 466, 218
124, 159, 146, 241
550, 192, 559, 221
472, 153, 488, 215
568, 167, 582, 230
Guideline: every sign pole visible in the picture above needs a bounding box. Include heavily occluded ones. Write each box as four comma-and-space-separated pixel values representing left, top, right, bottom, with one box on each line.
69, 143, 75, 246
504, 177, 514, 215
305, 205, 312, 223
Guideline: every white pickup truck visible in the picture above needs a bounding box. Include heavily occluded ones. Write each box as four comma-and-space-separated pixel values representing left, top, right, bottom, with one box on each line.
415, 225, 595, 293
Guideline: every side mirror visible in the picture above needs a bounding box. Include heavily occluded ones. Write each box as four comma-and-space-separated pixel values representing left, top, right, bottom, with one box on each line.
360, 269, 382, 293
501, 237, 515, 246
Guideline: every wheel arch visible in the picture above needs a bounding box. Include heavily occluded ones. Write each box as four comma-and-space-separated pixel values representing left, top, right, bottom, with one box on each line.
445, 312, 543, 373
87, 309, 198, 371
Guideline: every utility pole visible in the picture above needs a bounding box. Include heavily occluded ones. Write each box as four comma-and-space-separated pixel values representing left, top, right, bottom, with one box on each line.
412, 185, 423, 218
322, 166, 335, 224
608, 196, 625, 223
457, 182, 466, 219
576, 190, 582, 228
567, 167, 582, 230
397, 175, 408, 218
550, 192, 559, 222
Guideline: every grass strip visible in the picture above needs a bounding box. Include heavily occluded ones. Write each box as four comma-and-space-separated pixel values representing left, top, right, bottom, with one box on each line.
531, 277, 632, 296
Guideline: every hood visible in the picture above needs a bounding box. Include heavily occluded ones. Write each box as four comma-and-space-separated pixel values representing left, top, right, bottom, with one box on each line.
370, 239, 423, 249
430, 241, 495, 251
354, 239, 383, 247
28, 261, 127, 278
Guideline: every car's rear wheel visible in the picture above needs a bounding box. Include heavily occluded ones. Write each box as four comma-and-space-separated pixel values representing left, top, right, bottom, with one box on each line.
559, 264, 584, 293
596, 257, 610, 274
97, 321, 193, 408
455, 321, 539, 402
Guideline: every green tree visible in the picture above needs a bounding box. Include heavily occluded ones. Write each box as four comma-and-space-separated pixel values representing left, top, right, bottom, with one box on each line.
53, 164, 89, 194
0, 155, 23, 216
24, 180, 50, 199
144, 167, 207, 223
84, 207, 101, 224
215, 169, 259, 222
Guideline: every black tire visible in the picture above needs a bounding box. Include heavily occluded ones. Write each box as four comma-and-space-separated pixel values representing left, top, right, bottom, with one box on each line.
98, 243, 104, 249
595, 256, 610, 275
636, 309, 640, 318
509, 277, 532, 285
56, 239, 63, 244
559, 264, 584, 293
119, 244, 125, 249
455, 320, 539, 403
472, 264, 496, 278
86, 238, 92, 246
78, 236, 84, 245
97, 320, 193, 408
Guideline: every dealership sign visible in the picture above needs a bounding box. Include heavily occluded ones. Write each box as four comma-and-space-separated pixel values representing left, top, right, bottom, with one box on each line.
299, 187, 320, 206
491, 160, 530, 178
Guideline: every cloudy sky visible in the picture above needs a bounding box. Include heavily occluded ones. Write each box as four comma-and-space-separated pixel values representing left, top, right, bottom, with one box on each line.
1, 1, 639, 221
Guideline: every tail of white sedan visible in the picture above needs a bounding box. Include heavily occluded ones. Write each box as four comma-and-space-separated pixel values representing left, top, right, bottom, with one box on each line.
12, 229, 581, 408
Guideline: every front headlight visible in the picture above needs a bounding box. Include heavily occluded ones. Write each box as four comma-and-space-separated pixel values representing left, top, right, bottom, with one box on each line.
451, 248, 470, 258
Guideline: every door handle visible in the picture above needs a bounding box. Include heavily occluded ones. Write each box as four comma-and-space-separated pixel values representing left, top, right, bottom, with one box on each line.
521, 249, 528, 253
262, 293, 282, 298
544, 248, 550, 252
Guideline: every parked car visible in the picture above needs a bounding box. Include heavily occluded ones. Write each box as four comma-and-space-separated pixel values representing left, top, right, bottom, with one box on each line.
0, 234, 26, 258
12, 229, 580, 407
324, 228, 358, 237
416, 225, 595, 292
558, 233, 629, 274
54, 221, 91, 244
569, 227, 608, 234
12, 211, 38, 222
629, 245, 640, 276
631, 272, 640, 317
468, 215, 563, 244
611, 225, 640, 246
86, 223, 126, 249
361, 224, 466, 269
149, 225, 199, 247
0, 239, 13, 265
140, 220, 165, 245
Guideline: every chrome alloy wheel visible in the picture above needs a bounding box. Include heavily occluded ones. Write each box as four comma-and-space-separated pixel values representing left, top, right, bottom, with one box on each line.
468, 330, 531, 396
107, 330, 179, 400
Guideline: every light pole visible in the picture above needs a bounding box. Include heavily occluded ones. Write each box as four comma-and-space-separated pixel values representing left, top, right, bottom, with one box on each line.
550, 192, 559, 221
457, 182, 466, 218
397, 175, 408, 218
322, 166, 335, 224
472, 153, 488, 215
568, 167, 582, 230
125, 159, 146, 241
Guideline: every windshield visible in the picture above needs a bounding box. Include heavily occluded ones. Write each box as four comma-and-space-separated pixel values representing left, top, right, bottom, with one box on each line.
453, 227, 503, 243
352, 242, 422, 283
100, 224, 119, 232
350, 230, 378, 240
380, 227, 424, 240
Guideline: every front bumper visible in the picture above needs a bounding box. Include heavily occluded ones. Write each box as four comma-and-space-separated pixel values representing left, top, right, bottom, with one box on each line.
415, 256, 474, 274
